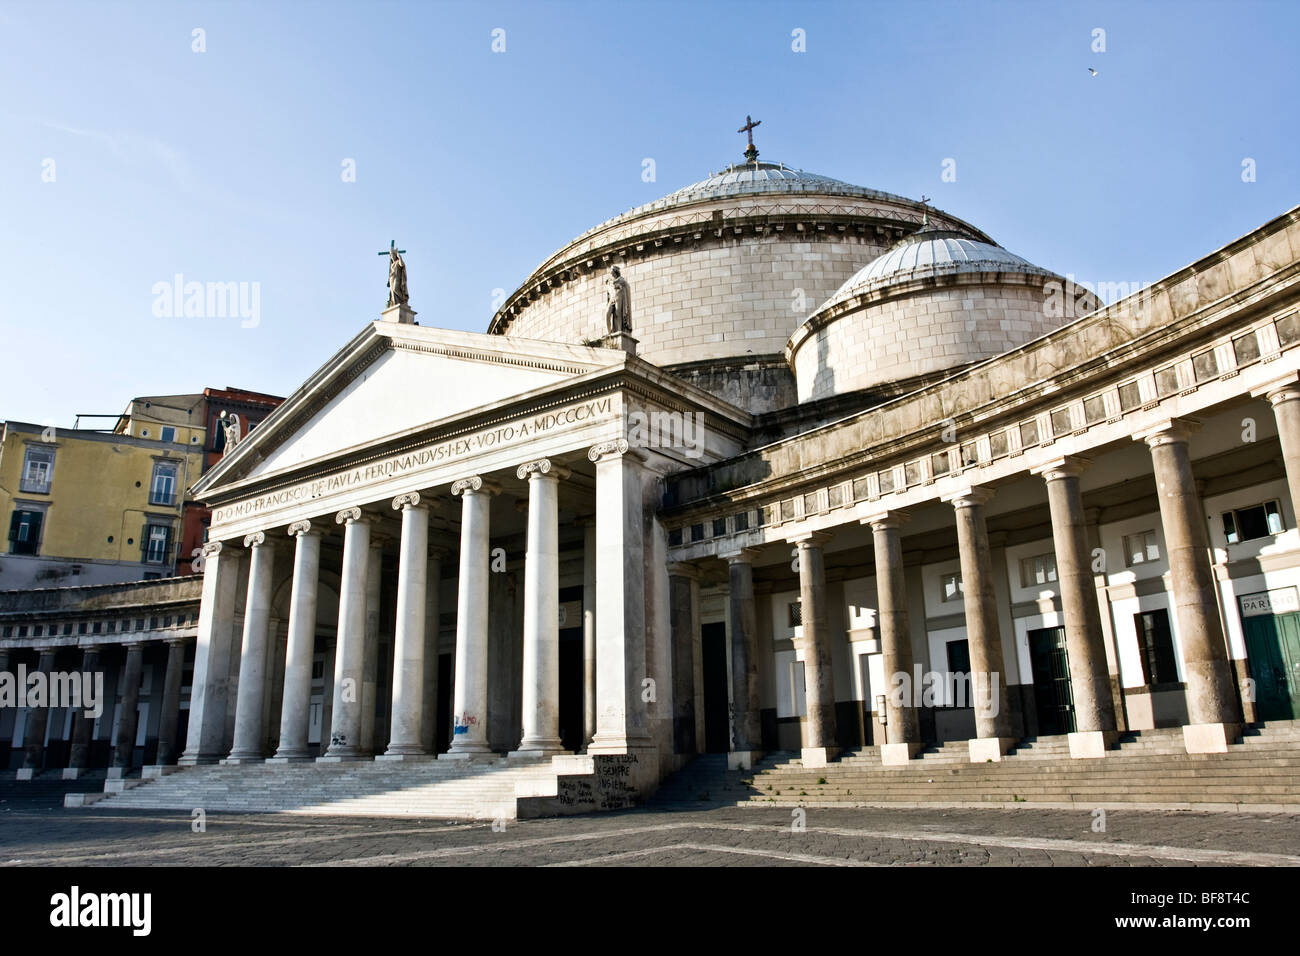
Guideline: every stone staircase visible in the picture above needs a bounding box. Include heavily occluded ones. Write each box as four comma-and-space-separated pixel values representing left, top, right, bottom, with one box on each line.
649, 720, 1300, 812
74, 758, 565, 820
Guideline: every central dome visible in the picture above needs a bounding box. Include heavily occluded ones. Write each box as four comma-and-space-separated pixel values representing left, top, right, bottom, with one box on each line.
488, 156, 997, 413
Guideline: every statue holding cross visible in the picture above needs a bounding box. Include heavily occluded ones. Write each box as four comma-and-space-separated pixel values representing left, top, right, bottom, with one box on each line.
378, 240, 409, 308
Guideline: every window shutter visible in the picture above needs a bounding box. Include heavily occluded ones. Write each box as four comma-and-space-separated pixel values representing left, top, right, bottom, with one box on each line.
140, 523, 150, 562
29, 511, 42, 546
7, 511, 19, 542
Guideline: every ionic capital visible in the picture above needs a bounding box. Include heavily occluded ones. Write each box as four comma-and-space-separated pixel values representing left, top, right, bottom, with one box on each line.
335, 507, 376, 526
1135, 417, 1201, 448
719, 547, 761, 565
200, 541, 224, 558
942, 486, 995, 509
287, 519, 317, 538
1030, 455, 1091, 483
392, 491, 427, 511
451, 476, 501, 497
243, 531, 267, 548
862, 509, 910, 532
1249, 372, 1300, 404
517, 458, 572, 481
588, 439, 644, 463
790, 530, 833, 550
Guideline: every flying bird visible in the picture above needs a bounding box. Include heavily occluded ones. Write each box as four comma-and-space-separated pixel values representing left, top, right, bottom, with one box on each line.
1088, 68, 1099, 77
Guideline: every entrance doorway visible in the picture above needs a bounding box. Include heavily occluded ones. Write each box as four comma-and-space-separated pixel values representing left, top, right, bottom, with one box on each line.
1028, 626, 1075, 735
437, 653, 452, 754
558, 585, 584, 752
1243, 611, 1300, 720
701, 621, 730, 753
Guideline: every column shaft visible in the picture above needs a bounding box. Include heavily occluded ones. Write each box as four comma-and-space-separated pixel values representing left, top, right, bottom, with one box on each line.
1144, 425, 1241, 727
582, 522, 597, 750
385, 494, 430, 756
323, 510, 372, 759
226, 533, 277, 761
795, 535, 837, 758
155, 639, 187, 765
180, 542, 244, 764
447, 478, 494, 755
112, 644, 146, 769
869, 516, 922, 745
21, 648, 59, 770
361, 539, 383, 753
950, 490, 1014, 741
68, 647, 102, 770
513, 462, 566, 756
421, 549, 443, 754
725, 553, 762, 754
275, 523, 322, 760
668, 567, 699, 755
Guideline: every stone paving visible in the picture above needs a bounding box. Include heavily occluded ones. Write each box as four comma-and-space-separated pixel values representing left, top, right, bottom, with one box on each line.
1, 803, 1297, 867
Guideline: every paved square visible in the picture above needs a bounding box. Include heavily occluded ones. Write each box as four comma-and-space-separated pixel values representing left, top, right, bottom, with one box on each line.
2, 805, 1297, 867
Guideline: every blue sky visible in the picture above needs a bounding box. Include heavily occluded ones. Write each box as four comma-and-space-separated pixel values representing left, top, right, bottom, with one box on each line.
1, 0, 1297, 429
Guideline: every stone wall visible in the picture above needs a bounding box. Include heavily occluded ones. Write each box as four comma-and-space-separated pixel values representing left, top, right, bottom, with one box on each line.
503, 233, 893, 367
791, 281, 1069, 402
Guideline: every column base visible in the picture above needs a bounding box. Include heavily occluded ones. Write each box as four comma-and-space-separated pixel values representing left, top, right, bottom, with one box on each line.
15, 768, 36, 781
219, 755, 266, 765
62, 768, 87, 780
104, 778, 145, 793
509, 737, 567, 760
880, 742, 924, 765
1068, 730, 1119, 759
437, 751, 500, 763
800, 746, 840, 769
375, 752, 435, 762
316, 753, 373, 763
176, 753, 220, 766
968, 736, 1017, 763
106, 766, 132, 779
1183, 722, 1242, 754
141, 765, 180, 779
267, 751, 315, 763
727, 750, 764, 770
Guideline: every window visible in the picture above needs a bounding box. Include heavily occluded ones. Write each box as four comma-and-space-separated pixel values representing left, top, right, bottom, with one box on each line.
160, 426, 176, 443
1191, 349, 1219, 383
940, 572, 963, 603
150, 461, 180, 506
1222, 500, 1284, 544
19, 446, 54, 493
1123, 530, 1160, 566
1117, 380, 1143, 412
143, 523, 173, 565
712, 517, 726, 537
1050, 407, 1073, 436
946, 639, 971, 676
1155, 364, 1181, 397
1083, 394, 1107, 424
787, 601, 802, 628
931, 451, 951, 477
1135, 609, 1179, 686
989, 430, 1009, 459
1276, 311, 1300, 348
878, 469, 896, 494
8, 509, 44, 555
1019, 419, 1040, 448
1019, 552, 1058, 588
904, 461, 921, 486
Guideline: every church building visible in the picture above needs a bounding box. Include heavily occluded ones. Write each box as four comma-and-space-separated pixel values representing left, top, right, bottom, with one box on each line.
7, 127, 1300, 816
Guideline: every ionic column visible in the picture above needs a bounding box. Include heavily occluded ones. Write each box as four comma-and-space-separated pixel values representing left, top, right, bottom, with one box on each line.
721, 549, 763, 767
361, 535, 384, 754
587, 440, 655, 764
383, 492, 432, 758
1031, 458, 1118, 757
667, 562, 700, 757
65, 645, 102, 777
792, 532, 838, 768
111, 642, 146, 774
944, 487, 1016, 761
420, 546, 445, 755
272, 520, 322, 761
1258, 378, 1300, 517
19, 647, 58, 776
1137, 420, 1243, 751
154, 638, 189, 766
582, 520, 597, 751
444, 477, 498, 757
509, 460, 569, 758
321, 507, 374, 760
225, 531, 277, 763
865, 512, 923, 763
180, 540, 245, 765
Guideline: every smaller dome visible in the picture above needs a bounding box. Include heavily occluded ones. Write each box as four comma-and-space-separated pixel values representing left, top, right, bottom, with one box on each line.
819, 228, 1056, 313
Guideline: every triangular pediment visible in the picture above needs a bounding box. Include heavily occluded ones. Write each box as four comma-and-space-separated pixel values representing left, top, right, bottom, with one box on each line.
195, 322, 626, 494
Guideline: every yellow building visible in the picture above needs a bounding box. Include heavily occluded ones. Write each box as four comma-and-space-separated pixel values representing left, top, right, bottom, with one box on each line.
0, 419, 205, 589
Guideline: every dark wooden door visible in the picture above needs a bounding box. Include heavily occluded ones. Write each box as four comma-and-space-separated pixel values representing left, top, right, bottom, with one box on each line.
1028, 626, 1075, 735
701, 622, 730, 753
